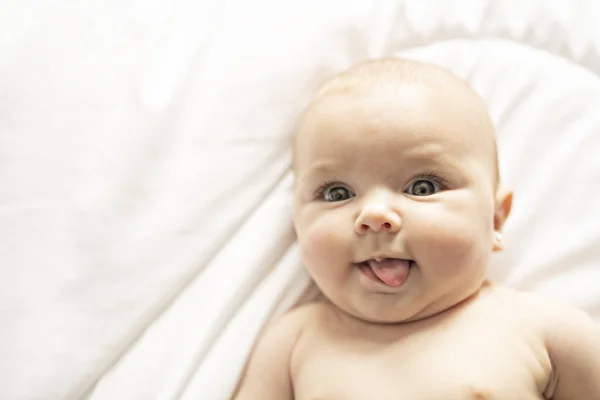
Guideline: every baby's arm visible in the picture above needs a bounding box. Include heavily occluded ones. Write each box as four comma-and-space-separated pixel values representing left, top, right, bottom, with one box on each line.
232, 307, 306, 400
543, 304, 600, 399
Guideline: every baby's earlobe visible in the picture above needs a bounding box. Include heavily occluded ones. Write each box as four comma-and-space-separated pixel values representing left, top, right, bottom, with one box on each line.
492, 231, 504, 251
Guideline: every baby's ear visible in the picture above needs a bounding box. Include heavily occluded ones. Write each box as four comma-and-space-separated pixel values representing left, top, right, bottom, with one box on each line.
493, 186, 513, 251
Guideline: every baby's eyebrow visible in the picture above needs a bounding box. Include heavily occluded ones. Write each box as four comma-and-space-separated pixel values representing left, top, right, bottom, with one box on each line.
297, 161, 342, 185
398, 142, 456, 166
305, 162, 335, 175
413, 152, 452, 168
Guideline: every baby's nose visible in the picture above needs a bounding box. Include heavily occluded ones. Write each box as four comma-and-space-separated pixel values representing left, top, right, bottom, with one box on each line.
355, 204, 401, 234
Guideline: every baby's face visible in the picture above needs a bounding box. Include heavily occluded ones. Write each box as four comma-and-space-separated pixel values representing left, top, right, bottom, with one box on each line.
293, 80, 509, 323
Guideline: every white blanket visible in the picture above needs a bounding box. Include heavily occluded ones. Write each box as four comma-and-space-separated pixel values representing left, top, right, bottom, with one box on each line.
2, 1, 600, 399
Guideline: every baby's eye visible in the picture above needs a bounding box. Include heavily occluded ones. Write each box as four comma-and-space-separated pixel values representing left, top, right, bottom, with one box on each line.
408, 179, 440, 196
320, 185, 355, 202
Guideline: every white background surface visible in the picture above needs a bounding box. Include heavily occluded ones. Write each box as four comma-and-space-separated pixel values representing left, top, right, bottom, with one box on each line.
2, 1, 600, 399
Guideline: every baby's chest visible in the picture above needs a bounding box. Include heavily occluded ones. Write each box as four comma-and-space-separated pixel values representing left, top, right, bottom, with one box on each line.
293, 329, 548, 400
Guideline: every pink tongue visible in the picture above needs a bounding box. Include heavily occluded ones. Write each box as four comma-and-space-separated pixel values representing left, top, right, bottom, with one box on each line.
368, 259, 410, 287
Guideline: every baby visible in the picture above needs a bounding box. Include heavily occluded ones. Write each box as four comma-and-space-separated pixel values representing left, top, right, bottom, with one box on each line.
233, 58, 600, 399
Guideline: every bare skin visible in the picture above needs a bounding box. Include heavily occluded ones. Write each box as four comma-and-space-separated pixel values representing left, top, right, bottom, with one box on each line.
233, 59, 600, 400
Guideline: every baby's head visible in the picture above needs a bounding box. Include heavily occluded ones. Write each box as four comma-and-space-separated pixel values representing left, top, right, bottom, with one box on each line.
292, 58, 513, 323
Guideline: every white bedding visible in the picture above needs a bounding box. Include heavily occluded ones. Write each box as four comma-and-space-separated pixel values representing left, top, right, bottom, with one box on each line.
2, 1, 600, 399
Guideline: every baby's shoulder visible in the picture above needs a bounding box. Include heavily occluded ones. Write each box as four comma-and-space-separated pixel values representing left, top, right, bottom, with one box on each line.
483, 284, 597, 338
483, 285, 556, 322
487, 286, 600, 398
286, 300, 338, 326
487, 285, 551, 314
272, 300, 334, 336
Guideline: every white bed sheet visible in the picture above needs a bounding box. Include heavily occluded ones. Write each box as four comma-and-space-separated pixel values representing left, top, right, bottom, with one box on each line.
2, 1, 600, 399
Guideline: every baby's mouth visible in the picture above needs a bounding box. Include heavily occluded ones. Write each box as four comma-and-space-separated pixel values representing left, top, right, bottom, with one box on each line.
358, 258, 413, 287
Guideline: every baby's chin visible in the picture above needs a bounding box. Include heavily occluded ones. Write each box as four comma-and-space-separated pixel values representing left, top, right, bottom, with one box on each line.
331, 288, 484, 325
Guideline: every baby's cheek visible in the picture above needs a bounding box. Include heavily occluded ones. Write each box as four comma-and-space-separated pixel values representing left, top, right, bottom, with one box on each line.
304, 220, 346, 262
300, 219, 351, 294
412, 208, 490, 275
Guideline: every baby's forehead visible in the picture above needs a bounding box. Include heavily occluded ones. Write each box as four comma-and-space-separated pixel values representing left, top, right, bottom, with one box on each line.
301, 62, 491, 138
301, 59, 490, 131
294, 58, 499, 184
300, 91, 482, 163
